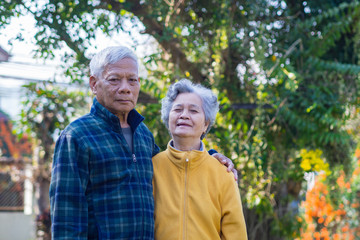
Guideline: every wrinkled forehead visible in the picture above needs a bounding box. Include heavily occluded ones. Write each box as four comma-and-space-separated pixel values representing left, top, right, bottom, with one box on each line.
102, 58, 138, 76
172, 102, 202, 109
172, 92, 203, 106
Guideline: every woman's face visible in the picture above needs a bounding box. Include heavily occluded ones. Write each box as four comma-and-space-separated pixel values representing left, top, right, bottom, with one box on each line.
169, 92, 209, 141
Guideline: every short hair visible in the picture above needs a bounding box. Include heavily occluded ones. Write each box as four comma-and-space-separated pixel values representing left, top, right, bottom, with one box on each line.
89, 46, 138, 78
161, 79, 219, 139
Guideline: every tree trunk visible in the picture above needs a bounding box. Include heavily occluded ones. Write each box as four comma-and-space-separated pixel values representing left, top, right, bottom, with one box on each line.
36, 176, 51, 240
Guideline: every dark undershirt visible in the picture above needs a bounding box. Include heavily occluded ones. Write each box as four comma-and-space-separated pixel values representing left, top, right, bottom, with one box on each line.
122, 127, 133, 153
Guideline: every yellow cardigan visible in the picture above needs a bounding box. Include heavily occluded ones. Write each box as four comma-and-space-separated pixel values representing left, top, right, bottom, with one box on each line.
152, 141, 248, 240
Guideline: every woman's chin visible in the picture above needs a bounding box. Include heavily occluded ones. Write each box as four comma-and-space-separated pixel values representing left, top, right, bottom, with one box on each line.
172, 133, 201, 140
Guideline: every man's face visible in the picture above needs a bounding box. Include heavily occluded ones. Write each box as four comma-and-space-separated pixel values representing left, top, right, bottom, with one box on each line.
90, 58, 140, 117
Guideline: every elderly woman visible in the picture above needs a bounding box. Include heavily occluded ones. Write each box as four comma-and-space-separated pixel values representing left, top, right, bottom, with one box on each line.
152, 79, 248, 240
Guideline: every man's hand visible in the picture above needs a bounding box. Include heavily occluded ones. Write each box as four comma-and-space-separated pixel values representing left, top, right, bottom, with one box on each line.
212, 153, 238, 181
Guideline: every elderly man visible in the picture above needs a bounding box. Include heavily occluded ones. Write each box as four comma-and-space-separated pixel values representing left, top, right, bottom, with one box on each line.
49, 46, 235, 239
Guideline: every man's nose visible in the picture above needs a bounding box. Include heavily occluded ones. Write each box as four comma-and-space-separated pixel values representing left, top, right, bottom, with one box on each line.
117, 79, 131, 93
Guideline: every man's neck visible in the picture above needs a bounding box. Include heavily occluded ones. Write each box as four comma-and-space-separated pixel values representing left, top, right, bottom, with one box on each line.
117, 112, 130, 128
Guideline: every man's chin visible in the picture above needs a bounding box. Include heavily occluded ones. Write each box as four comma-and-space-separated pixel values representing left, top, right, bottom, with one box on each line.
117, 107, 134, 114
107, 106, 133, 116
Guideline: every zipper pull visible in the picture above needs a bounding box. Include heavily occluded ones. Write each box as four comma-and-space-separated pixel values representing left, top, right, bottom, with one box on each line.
132, 154, 137, 163
185, 158, 189, 163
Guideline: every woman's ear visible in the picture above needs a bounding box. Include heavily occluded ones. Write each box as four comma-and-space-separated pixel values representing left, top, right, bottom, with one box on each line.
203, 121, 210, 134
89, 76, 97, 95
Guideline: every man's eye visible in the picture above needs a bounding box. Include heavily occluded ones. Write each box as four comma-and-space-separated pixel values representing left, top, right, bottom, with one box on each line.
190, 109, 198, 113
129, 78, 137, 82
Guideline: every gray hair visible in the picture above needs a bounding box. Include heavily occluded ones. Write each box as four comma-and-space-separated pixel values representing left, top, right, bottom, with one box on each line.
161, 79, 219, 139
89, 46, 138, 78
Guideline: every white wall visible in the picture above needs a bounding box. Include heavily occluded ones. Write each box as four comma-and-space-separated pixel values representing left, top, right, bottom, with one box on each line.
0, 212, 35, 240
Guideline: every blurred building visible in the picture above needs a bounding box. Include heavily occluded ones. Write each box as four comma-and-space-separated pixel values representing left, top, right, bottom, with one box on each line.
0, 46, 35, 240
0, 46, 10, 62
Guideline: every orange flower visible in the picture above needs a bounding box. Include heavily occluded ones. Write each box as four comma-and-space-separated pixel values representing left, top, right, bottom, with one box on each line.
302, 232, 313, 240
320, 227, 329, 237
299, 166, 360, 240
308, 223, 316, 232
351, 203, 360, 208
342, 232, 355, 240
337, 174, 345, 188
355, 149, 360, 158
333, 233, 341, 240
353, 167, 360, 176
342, 225, 349, 232
323, 219, 329, 227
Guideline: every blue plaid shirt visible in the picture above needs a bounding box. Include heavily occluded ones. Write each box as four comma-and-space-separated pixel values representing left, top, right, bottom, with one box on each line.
50, 98, 160, 239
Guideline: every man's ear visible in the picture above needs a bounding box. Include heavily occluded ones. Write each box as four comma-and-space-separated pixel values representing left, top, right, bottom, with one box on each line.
89, 76, 97, 95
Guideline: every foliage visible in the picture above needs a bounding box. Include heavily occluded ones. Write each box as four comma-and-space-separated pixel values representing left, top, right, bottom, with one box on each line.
2, 0, 360, 239
0, 115, 32, 198
14, 81, 90, 239
15, 81, 90, 176
299, 149, 331, 176
0, 117, 32, 160
296, 150, 360, 239
17, 82, 90, 143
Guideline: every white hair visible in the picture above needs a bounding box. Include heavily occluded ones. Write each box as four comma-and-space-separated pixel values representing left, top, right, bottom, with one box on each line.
89, 46, 138, 78
161, 79, 219, 139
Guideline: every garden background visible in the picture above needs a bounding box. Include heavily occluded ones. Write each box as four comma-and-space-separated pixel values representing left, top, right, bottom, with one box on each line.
1, 0, 360, 239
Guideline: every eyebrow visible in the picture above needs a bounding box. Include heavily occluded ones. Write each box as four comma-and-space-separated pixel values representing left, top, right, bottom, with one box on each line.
107, 72, 138, 78
172, 103, 201, 109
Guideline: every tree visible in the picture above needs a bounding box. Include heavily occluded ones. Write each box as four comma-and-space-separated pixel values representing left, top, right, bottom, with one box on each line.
15, 82, 89, 238
2, 0, 360, 239
297, 153, 360, 239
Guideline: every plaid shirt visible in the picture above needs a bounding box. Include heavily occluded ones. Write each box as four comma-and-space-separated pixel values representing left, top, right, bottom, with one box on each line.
50, 98, 160, 239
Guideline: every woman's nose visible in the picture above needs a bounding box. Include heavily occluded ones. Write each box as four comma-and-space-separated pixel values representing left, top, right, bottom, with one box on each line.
179, 110, 190, 119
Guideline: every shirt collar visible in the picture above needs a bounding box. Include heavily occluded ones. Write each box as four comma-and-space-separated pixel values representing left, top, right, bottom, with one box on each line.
166, 140, 208, 169
90, 97, 144, 133
169, 140, 204, 151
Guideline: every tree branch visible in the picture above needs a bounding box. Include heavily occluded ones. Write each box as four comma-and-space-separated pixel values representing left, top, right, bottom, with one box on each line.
101, 0, 206, 83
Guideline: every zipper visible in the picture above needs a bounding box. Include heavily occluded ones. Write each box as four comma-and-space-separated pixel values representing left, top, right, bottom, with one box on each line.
132, 153, 144, 238
183, 157, 189, 240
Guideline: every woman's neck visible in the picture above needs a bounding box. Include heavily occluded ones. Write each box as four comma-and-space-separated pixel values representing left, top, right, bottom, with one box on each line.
172, 137, 201, 151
